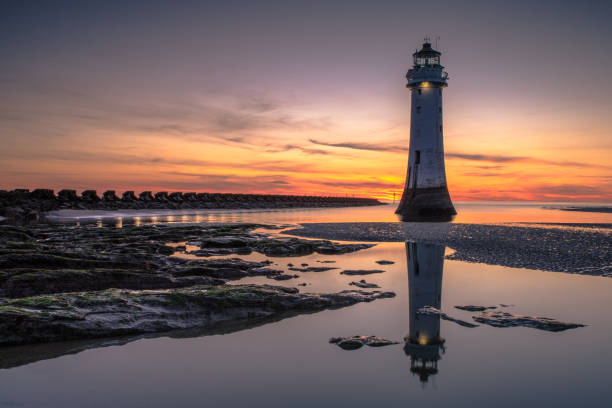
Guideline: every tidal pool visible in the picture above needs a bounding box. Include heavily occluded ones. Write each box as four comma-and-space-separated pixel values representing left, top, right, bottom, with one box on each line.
1, 241, 611, 407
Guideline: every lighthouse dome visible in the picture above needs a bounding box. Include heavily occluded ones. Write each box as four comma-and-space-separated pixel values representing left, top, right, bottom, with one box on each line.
413, 42, 441, 67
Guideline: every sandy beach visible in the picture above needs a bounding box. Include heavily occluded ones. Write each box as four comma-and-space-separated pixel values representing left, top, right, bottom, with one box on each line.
285, 222, 612, 276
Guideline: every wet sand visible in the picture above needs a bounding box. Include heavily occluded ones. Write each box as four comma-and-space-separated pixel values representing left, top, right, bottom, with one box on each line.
284, 222, 612, 276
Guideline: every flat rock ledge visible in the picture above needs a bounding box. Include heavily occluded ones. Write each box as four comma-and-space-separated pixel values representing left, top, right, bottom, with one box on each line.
472, 311, 585, 332
0, 223, 375, 298
340, 269, 385, 276
329, 335, 399, 350
418, 306, 479, 328
455, 305, 498, 312
0, 285, 395, 346
349, 279, 380, 288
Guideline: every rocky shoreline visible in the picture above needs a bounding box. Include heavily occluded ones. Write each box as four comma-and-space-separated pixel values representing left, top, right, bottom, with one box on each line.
0, 189, 383, 222
0, 285, 394, 346
0, 222, 392, 345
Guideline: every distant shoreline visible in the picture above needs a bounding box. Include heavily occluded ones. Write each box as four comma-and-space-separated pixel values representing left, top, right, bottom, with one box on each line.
556, 206, 612, 213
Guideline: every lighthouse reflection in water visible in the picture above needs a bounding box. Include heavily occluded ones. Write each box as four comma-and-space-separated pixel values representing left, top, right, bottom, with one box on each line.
404, 241, 446, 384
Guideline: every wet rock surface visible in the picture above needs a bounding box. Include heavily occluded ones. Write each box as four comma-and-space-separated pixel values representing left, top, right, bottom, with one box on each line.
472, 311, 585, 332
288, 266, 338, 272
329, 335, 399, 350
0, 285, 396, 346
340, 269, 386, 276
349, 280, 380, 288
419, 306, 585, 332
455, 305, 497, 312
186, 235, 373, 258
0, 223, 374, 298
0, 222, 391, 345
418, 306, 479, 328
269, 274, 300, 281
285, 222, 612, 276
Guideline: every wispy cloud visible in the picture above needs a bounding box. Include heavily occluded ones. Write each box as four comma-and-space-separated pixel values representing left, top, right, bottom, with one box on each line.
528, 184, 610, 197
446, 152, 526, 162
0, 80, 335, 152
309, 139, 407, 153
318, 179, 399, 189
265, 144, 330, 155
157, 172, 294, 192
309, 138, 608, 168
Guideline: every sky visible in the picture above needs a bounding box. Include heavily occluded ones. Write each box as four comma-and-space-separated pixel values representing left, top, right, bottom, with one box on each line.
1, 0, 611, 202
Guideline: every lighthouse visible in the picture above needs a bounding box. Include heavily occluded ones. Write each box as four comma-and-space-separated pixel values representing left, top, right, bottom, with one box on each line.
396, 41, 456, 221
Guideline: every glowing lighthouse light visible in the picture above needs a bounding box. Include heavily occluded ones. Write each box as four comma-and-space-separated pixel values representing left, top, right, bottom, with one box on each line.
396, 41, 456, 221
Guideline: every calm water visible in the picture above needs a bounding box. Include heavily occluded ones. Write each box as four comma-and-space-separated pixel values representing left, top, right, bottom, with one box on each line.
46, 201, 612, 226
1, 203, 611, 407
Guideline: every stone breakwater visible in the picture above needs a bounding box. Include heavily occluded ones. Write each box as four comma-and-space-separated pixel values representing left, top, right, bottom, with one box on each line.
0, 189, 383, 221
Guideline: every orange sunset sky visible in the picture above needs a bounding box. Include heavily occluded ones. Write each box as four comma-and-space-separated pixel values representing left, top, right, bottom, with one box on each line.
1, 1, 611, 202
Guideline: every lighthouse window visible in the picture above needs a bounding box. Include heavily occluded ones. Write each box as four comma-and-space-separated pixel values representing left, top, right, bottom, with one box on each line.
415, 150, 421, 164
438, 107, 442, 113
439, 125, 442, 132
417, 89, 422, 95
416, 106, 421, 114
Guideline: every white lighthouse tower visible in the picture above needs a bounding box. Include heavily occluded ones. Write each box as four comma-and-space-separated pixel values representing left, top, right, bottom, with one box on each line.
396, 41, 456, 221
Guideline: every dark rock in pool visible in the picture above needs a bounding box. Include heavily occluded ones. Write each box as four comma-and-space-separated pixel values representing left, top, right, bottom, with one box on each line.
375, 260, 395, 265
198, 237, 249, 248
418, 306, 479, 328
288, 266, 337, 272
301, 263, 308, 267
317, 260, 336, 263
253, 238, 373, 257
297, 282, 308, 286
472, 311, 585, 332
455, 305, 497, 312
329, 335, 399, 350
349, 279, 380, 288
269, 274, 299, 281
340, 269, 385, 276
0, 285, 396, 346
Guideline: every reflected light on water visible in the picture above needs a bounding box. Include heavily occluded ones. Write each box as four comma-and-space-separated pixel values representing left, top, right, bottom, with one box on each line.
44, 202, 611, 228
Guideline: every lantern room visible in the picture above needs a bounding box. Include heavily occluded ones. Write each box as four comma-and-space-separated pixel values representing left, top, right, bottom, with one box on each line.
413, 42, 441, 67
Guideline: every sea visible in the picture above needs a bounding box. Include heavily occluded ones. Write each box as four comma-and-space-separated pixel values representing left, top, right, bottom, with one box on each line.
0, 201, 610, 408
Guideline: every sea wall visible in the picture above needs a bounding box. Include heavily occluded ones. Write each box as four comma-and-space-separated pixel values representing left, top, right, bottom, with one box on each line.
0, 189, 383, 221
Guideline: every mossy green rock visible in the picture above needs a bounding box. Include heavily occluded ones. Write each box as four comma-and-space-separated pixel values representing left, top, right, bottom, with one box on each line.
0, 285, 395, 346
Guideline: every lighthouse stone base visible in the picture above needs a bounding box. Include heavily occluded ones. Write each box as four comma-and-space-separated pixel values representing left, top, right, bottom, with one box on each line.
395, 186, 456, 222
